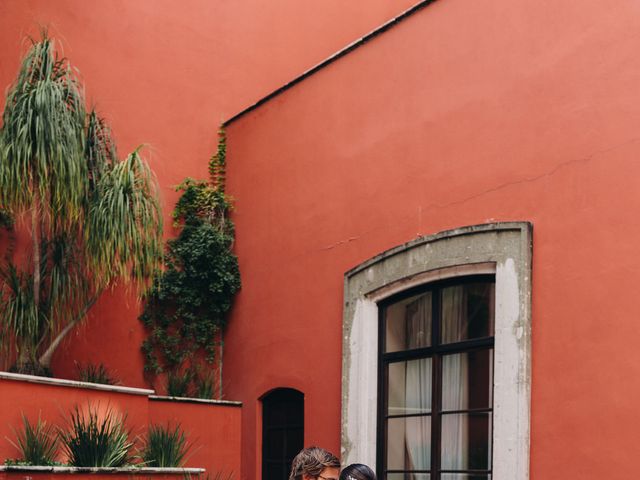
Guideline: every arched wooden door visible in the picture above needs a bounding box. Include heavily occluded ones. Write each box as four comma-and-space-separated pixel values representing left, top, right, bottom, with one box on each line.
262, 388, 304, 480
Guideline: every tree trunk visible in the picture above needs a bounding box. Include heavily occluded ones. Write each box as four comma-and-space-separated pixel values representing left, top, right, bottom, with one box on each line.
16, 348, 31, 371
38, 296, 98, 369
32, 200, 41, 307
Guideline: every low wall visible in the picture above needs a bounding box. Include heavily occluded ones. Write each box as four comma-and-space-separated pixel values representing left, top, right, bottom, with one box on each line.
0, 373, 242, 478
0, 372, 152, 464
149, 396, 242, 480
0, 466, 204, 480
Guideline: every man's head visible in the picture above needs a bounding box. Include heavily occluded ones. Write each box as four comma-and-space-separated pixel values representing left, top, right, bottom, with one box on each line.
288, 446, 340, 480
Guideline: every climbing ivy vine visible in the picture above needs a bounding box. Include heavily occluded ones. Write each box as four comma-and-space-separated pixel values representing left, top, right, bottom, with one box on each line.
140, 129, 240, 397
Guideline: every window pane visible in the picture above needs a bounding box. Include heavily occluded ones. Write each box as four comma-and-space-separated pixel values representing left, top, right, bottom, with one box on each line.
387, 416, 431, 470
387, 474, 431, 480
441, 475, 490, 480
441, 413, 492, 470
388, 358, 432, 415
385, 292, 432, 352
441, 283, 494, 344
442, 350, 493, 411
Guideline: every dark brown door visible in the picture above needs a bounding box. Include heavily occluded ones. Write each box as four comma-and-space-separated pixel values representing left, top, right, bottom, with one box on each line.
262, 388, 304, 480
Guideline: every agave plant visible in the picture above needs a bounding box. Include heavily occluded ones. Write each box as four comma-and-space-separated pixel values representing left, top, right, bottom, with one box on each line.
59, 404, 133, 467
166, 369, 193, 397
139, 423, 191, 467
194, 370, 215, 399
8, 415, 59, 465
0, 33, 162, 374
76, 362, 118, 385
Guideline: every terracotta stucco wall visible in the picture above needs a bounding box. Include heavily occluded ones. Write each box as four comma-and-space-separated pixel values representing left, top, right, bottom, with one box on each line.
0, 0, 418, 387
149, 398, 242, 478
0, 473, 197, 480
224, 0, 640, 478
0, 376, 241, 477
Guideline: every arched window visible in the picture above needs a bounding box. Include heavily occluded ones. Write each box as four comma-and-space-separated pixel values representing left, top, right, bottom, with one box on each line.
342, 222, 532, 480
262, 388, 304, 480
380, 275, 495, 480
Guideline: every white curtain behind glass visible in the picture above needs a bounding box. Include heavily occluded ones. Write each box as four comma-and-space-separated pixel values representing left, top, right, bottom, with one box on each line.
441, 286, 468, 470
404, 296, 432, 470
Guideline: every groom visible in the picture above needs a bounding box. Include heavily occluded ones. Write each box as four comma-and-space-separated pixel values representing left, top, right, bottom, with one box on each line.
289, 446, 340, 480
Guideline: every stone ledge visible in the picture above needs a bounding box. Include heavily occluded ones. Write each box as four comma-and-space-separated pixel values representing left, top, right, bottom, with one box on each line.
0, 372, 154, 396
149, 395, 242, 407
0, 466, 205, 474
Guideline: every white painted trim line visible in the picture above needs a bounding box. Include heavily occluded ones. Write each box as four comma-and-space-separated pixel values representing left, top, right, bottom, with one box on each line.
149, 395, 242, 406
0, 466, 205, 474
0, 371, 154, 396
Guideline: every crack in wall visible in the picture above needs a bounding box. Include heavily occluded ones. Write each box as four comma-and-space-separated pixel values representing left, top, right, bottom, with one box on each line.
424, 135, 640, 211
321, 236, 360, 251
317, 135, 640, 253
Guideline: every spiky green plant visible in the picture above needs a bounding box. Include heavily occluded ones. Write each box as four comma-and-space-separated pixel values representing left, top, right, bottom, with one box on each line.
166, 369, 193, 397
0, 33, 162, 374
77, 362, 118, 385
59, 404, 133, 467
194, 374, 216, 399
193, 369, 215, 399
7, 415, 59, 465
140, 423, 191, 467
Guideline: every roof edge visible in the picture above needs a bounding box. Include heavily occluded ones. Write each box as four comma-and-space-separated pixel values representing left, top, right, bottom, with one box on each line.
223, 0, 438, 126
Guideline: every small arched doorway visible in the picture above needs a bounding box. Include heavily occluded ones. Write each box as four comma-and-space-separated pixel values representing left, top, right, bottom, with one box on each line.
262, 388, 304, 480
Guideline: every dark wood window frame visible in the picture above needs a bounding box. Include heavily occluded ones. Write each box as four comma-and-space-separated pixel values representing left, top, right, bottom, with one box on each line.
377, 275, 495, 480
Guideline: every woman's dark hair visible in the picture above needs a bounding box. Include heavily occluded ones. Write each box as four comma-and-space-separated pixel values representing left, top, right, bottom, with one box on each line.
339, 464, 376, 480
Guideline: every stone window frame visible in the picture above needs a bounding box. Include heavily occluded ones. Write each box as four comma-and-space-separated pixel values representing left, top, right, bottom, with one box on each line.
341, 222, 532, 480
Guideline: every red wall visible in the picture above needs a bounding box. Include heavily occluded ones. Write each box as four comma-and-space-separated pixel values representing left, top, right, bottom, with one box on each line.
0, 473, 198, 480
223, 0, 640, 478
0, 0, 417, 387
0, 376, 241, 477
149, 399, 242, 479
0, 379, 150, 449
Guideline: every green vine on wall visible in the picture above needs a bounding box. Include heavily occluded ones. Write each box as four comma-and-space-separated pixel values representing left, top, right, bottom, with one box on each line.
139, 129, 241, 396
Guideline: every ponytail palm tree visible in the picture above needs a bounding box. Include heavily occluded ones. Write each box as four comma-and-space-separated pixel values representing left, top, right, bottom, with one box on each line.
0, 34, 162, 374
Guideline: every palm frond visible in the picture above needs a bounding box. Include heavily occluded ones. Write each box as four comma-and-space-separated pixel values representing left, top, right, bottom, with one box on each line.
42, 234, 91, 335
85, 110, 117, 191
0, 35, 87, 226
87, 148, 163, 290
0, 33, 163, 372
0, 264, 46, 362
